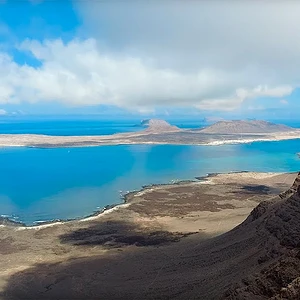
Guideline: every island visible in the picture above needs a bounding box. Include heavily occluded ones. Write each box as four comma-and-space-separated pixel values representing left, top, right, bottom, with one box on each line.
0, 119, 299, 148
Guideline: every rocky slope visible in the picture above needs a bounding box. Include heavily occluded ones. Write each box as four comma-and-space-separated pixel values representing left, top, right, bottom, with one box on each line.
223, 172, 300, 299
200, 120, 294, 134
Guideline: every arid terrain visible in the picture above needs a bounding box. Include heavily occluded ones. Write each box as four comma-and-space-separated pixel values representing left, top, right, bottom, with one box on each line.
0, 119, 300, 148
0, 172, 299, 299
199, 120, 293, 134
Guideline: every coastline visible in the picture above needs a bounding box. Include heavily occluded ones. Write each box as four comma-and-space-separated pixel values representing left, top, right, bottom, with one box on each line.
0, 170, 298, 299
1, 130, 300, 148
0, 171, 294, 229
0, 177, 204, 228
1, 172, 299, 299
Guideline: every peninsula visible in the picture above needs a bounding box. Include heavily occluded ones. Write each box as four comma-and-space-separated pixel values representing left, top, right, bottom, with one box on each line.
0, 119, 299, 148
0, 171, 299, 299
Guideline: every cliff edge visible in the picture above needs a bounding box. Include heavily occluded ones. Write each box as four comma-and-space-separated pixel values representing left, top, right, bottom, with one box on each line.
224, 172, 300, 299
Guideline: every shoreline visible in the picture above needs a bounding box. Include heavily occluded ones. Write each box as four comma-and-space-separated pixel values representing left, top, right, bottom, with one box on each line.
0, 171, 289, 229
1, 130, 300, 148
1, 137, 300, 149
0, 178, 202, 228
1, 171, 298, 299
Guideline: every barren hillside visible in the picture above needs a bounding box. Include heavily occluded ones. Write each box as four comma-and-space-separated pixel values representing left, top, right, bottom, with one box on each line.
1, 173, 300, 299
200, 120, 293, 134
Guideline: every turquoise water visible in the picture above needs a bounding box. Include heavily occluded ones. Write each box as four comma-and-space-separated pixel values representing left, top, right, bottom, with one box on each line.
0, 118, 143, 136
0, 139, 300, 225
0, 118, 206, 136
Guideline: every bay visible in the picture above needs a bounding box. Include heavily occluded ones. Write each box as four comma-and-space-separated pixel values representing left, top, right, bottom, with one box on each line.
0, 139, 300, 225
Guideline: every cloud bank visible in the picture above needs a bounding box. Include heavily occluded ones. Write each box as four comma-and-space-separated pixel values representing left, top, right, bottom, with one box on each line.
0, 108, 7, 115
1, 0, 300, 112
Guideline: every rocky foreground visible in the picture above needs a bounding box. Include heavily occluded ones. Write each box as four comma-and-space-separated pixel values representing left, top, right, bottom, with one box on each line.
0, 172, 299, 299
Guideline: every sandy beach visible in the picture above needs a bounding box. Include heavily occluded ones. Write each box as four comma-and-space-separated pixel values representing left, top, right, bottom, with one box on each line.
0, 171, 298, 299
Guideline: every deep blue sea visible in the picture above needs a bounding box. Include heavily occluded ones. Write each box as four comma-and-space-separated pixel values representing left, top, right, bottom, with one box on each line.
0, 117, 205, 136
0, 118, 300, 225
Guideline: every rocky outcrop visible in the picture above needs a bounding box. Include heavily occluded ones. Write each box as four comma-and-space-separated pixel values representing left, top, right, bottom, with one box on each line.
224, 173, 300, 299
280, 172, 300, 199
200, 120, 294, 134
0, 216, 24, 227
244, 200, 274, 222
224, 255, 300, 300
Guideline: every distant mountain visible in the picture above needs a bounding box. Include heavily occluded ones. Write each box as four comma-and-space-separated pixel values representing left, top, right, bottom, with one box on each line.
140, 119, 180, 133
200, 120, 294, 134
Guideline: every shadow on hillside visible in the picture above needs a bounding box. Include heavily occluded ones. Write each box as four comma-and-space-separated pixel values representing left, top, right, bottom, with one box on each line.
240, 184, 271, 194
60, 220, 196, 248
0, 223, 269, 300
231, 184, 282, 195
0, 250, 188, 300
1, 221, 211, 300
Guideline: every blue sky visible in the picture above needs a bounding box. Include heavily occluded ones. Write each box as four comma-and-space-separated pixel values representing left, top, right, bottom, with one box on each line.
0, 0, 300, 120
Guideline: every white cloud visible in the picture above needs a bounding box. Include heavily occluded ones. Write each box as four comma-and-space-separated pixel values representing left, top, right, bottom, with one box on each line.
280, 99, 289, 105
0, 108, 7, 115
0, 38, 293, 112
236, 86, 293, 100
76, 1, 300, 76
0, 1, 300, 111
247, 105, 265, 111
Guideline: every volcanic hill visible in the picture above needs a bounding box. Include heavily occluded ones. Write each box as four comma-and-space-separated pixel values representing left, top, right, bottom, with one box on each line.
200, 120, 293, 134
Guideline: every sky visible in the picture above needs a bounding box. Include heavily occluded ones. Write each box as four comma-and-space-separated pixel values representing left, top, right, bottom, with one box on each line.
0, 0, 300, 119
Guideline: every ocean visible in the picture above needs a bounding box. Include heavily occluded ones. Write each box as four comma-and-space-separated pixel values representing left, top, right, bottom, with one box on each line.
0, 117, 205, 136
0, 118, 300, 225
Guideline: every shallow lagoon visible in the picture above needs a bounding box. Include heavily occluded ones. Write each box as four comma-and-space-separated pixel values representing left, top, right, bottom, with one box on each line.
0, 139, 300, 225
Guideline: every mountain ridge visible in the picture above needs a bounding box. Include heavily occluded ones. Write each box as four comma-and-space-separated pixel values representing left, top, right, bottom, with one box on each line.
223, 172, 300, 299
200, 120, 294, 134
